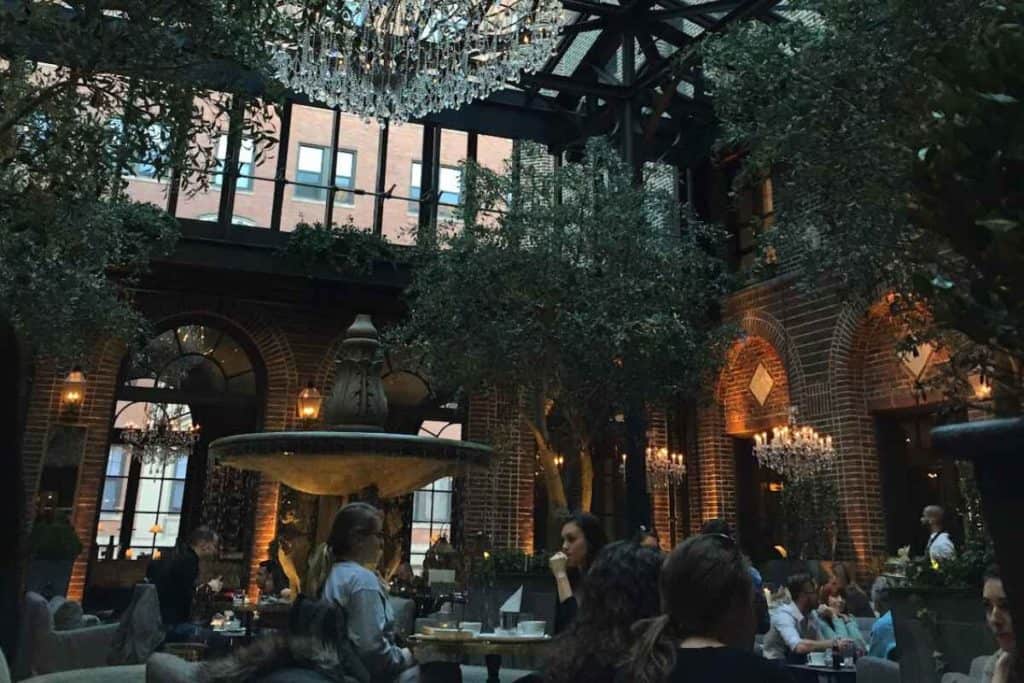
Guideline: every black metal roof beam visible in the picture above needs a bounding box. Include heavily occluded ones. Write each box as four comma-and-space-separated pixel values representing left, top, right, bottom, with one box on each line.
646, 0, 751, 20
560, 0, 629, 16
523, 72, 632, 99
646, 20, 693, 47
561, 16, 614, 35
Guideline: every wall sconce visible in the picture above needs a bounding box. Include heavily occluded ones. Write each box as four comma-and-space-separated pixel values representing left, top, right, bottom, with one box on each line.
297, 381, 322, 421
61, 366, 87, 408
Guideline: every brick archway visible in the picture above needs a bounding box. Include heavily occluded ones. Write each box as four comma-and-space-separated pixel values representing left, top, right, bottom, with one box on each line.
62, 308, 298, 600
695, 312, 802, 536
827, 298, 948, 566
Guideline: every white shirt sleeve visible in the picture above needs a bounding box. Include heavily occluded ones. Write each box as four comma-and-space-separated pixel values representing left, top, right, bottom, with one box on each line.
929, 532, 955, 561
772, 606, 804, 651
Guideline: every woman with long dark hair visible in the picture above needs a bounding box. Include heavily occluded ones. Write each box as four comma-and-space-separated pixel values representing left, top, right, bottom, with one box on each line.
544, 541, 662, 683
624, 534, 793, 683
548, 511, 608, 633
321, 502, 417, 682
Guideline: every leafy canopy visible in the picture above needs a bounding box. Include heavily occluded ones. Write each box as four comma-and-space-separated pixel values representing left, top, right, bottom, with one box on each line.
395, 140, 732, 454
0, 0, 282, 358
703, 0, 1024, 405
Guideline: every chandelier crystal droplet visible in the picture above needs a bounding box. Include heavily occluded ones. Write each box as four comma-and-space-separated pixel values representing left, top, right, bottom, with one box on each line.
273, 0, 567, 122
753, 407, 835, 481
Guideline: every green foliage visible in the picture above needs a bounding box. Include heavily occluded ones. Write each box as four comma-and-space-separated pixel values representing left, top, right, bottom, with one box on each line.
779, 469, 839, 560
395, 140, 732, 480
704, 0, 1024, 406
908, 2, 1024, 406
902, 537, 996, 590
281, 221, 400, 275
0, 1, 282, 358
467, 549, 549, 586
29, 515, 83, 561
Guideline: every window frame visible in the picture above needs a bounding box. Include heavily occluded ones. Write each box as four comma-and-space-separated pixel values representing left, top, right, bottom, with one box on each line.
213, 134, 255, 192
408, 160, 462, 217
293, 142, 356, 206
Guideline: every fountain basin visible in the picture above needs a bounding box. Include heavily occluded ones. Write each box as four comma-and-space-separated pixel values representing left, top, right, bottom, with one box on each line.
210, 430, 492, 497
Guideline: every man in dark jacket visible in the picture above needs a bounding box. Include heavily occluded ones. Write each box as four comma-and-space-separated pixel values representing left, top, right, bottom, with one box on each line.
146, 526, 219, 637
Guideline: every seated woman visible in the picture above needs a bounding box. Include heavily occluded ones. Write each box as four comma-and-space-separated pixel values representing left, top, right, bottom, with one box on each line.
623, 534, 794, 683
548, 511, 607, 633
321, 502, 417, 683
826, 561, 873, 618
544, 541, 663, 683
983, 566, 1019, 683
813, 584, 867, 654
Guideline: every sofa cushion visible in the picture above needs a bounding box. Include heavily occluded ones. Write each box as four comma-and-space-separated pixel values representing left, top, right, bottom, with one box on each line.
22, 665, 145, 683
48, 597, 86, 631
145, 653, 200, 683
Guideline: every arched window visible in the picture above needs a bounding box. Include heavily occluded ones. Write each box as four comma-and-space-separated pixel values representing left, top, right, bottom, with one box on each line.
95, 323, 261, 561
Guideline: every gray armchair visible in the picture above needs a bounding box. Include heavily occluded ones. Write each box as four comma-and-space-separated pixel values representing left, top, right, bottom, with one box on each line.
16, 592, 120, 679
856, 656, 901, 683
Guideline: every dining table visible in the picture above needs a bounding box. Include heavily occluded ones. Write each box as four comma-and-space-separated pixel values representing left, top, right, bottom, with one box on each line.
408, 632, 552, 683
786, 662, 857, 682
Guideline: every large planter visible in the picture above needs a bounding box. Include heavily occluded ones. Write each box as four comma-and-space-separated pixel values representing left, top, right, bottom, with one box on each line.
889, 587, 993, 683
25, 559, 74, 598
933, 417, 1024, 659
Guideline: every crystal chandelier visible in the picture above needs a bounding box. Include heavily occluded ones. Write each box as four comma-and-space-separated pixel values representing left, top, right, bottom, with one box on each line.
272, 0, 566, 122
123, 412, 200, 467
753, 407, 835, 481
620, 446, 687, 489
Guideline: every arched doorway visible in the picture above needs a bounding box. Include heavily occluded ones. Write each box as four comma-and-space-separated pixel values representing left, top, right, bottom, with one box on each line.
87, 322, 264, 600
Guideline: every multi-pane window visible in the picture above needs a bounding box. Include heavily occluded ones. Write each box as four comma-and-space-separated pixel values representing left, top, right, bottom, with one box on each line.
409, 162, 461, 217
409, 420, 461, 573
213, 135, 254, 191
97, 401, 192, 559
294, 144, 355, 204
130, 123, 170, 178
196, 213, 257, 226
409, 477, 454, 573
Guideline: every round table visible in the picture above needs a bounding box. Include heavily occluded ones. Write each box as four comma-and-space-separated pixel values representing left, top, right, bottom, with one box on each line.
409, 634, 551, 683
786, 663, 857, 682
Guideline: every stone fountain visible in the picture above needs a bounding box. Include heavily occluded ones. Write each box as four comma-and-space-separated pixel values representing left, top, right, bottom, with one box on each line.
209, 314, 492, 498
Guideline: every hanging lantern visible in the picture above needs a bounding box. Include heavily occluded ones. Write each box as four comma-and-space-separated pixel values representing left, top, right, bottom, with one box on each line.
297, 382, 322, 420
61, 366, 87, 407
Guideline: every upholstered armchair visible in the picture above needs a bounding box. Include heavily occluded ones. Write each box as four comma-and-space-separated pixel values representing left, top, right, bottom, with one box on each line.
16, 592, 120, 678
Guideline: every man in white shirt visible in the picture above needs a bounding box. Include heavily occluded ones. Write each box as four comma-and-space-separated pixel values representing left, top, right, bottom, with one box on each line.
922, 505, 956, 562
763, 573, 851, 661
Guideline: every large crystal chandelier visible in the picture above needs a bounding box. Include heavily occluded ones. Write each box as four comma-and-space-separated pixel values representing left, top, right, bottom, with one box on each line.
123, 410, 200, 468
753, 407, 835, 481
272, 0, 566, 122
620, 446, 687, 489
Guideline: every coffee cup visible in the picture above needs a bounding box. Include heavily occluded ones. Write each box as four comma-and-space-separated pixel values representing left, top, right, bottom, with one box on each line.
808, 652, 827, 666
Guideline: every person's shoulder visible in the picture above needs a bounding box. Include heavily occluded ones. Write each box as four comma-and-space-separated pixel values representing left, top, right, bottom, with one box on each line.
330, 561, 380, 591
674, 648, 794, 681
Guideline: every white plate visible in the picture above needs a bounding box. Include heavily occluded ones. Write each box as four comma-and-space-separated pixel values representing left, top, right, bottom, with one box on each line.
480, 633, 550, 643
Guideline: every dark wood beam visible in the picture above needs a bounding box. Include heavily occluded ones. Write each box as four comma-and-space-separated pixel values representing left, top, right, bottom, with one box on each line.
636, 32, 662, 64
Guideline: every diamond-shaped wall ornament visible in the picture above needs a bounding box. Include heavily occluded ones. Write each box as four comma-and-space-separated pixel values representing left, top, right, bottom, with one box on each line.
749, 363, 775, 407
899, 343, 935, 379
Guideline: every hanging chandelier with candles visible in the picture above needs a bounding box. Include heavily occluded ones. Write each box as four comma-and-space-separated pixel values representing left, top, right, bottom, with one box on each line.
272, 0, 566, 122
122, 409, 200, 468
753, 407, 835, 481
620, 446, 686, 489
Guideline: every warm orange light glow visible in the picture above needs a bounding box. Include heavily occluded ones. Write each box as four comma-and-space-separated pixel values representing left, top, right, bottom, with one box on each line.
768, 482, 784, 493
297, 382, 322, 420
62, 367, 86, 407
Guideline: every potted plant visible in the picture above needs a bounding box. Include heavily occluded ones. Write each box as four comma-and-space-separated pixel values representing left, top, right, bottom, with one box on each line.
27, 511, 83, 598
887, 532, 996, 682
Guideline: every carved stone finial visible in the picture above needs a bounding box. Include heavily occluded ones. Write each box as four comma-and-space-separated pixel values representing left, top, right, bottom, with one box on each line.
323, 314, 389, 431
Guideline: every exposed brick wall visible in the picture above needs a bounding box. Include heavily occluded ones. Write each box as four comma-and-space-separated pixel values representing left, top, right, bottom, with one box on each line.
462, 387, 535, 552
